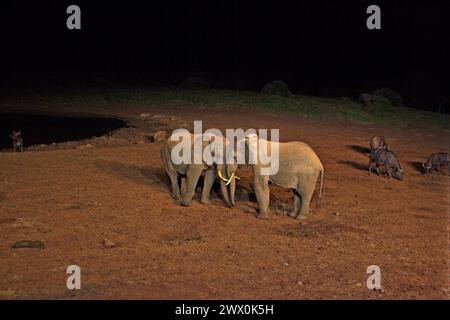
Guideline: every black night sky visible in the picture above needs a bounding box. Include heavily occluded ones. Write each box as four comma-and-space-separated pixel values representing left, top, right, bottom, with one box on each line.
3, 1, 450, 112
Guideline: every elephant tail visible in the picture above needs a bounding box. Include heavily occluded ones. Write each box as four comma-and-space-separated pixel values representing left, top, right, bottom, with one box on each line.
317, 168, 324, 206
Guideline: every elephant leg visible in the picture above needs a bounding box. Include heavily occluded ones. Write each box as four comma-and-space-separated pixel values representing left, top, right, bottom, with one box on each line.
289, 189, 301, 218
161, 146, 180, 200
368, 159, 373, 175
201, 167, 215, 205
297, 173, 318, 219
181, 166, 203, 206
180, 177, 186, 193
254, 174, 270, 219
168, 172, 181, 200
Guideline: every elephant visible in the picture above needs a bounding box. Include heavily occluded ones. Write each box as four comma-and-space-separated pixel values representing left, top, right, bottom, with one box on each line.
160, 133, 239, 207
245, 136, 324, 220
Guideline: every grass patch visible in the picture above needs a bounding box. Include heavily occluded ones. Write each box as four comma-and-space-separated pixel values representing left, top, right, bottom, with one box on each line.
287, 228, 312, 238
344, 110, 372, 123
1, 86, 448, 131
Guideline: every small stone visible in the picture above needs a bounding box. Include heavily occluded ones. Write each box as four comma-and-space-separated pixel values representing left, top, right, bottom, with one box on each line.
151, 130, 167, 142
355, 283, 363, 287
333, 212, 341, 216
243, 207, 256, 214
12, 240, 45, 249
102, 238, 116, 249
0, 289, 15, 297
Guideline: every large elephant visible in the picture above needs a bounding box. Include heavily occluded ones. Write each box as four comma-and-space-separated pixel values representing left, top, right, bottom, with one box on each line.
245, 137, 324, 220
160, 133, 238, 207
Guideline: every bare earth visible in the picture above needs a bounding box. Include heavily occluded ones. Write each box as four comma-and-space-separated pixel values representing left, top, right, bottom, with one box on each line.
0, 104, 449, 299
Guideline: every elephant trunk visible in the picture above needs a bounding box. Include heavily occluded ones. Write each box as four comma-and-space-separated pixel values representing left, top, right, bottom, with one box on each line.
220, 180, 233, 207
229, 177, 236, 206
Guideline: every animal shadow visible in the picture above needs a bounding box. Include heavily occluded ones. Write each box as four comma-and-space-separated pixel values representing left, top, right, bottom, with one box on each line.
409, 161, 425, 174
337, 160, 367, 171
234, 184, 257, 202
348, 145, 370, 156
95, 160, 169, 190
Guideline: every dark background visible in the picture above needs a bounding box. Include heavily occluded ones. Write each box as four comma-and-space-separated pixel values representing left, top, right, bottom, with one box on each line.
2, 1, 450, 112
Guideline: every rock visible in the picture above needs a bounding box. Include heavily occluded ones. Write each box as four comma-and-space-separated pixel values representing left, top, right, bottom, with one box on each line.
140, 113, 151, 118
243, 206, 256, 214
0, 289, 15, 297
102, 238, 116, 248
149, 130, 167, 142
12, 240, 45, 249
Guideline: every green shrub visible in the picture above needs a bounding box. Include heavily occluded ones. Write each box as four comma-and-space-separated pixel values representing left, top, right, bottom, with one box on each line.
179, 77, 210, 90
261, 80, 291, 97
373, 88, 402, 107
372, 95, 395, 113
345, 110, 371, 122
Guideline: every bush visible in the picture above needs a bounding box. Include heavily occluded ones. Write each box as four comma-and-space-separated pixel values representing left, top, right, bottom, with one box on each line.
179, 77, 210, 90
261, 80, 291, 97
371, 95, 395, 113
373, 88, 402, 107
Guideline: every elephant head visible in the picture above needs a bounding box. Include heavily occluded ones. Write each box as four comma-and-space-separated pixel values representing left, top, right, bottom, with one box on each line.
202, 134, 240, 207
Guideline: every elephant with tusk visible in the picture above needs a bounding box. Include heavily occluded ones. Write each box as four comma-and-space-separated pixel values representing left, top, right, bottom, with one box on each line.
160, 133, 239, 207
244, 135, 324, 220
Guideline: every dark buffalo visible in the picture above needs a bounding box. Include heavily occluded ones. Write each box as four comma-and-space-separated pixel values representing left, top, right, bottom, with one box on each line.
423, 153, 449, 175
369, 149, 404, 181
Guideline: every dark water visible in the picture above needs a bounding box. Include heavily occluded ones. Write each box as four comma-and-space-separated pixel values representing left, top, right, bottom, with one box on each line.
0, 112, 127, 150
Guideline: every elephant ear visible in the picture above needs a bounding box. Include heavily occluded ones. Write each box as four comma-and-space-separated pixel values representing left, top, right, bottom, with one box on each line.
202, 140, 216, 167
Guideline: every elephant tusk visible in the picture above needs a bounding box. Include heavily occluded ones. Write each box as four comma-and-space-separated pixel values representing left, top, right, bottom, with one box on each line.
226, 172, 241, 186
217, 170, 229, 183
226, 172, 234, 186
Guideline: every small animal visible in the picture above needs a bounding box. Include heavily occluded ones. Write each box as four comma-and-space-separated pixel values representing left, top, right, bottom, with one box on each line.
369, 135, 388, 151
423, 153, 449, 175
10, 130, 23, 152
369, 149, 404, 180
359, 93, 374, 110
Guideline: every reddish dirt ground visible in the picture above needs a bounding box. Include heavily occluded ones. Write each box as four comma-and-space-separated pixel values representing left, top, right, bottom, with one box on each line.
0, 105, 449, 299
